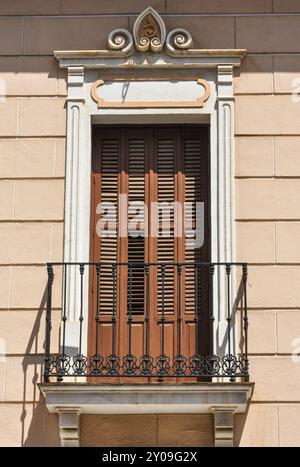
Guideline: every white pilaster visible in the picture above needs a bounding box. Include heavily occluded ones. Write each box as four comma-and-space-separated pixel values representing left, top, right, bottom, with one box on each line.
63, 67, 89, 357
216, 65, 237, 356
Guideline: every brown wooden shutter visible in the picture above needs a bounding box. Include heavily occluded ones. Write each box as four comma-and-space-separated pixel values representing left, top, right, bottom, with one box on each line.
90, 126, 210, 373
127, 135, 146, 314
184, 137, 202, 315
99, 137, 119, 314
156, 136, 175, 314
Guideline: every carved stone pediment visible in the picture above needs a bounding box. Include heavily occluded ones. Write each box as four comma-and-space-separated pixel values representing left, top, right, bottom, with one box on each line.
108, 7, 192, 55
54, 6, 246, 66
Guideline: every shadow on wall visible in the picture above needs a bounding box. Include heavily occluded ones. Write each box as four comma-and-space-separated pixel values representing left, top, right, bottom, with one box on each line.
80, 413, 214, 447
19, 282, 249, 446
234, 406, 250, 447
21, 285, 60, 447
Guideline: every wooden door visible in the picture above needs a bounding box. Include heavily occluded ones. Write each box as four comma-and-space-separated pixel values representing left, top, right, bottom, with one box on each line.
88, 126, 210, 380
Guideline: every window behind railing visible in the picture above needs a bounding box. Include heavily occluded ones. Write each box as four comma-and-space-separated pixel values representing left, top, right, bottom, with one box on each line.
43, 262, 249, 382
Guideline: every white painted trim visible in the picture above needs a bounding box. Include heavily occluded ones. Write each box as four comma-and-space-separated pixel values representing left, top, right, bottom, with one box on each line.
216, 65, 237, 356
40, 383, 253, 415
56, 52, 244, 69
58, 49, 243, 359
54, 50, 246, 62
63, 66, 90, 357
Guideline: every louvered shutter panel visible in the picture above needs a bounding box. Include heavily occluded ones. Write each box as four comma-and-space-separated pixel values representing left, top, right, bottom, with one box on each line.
184, 138, 202, 315
99, 138, 119, 314
157, 137, 175, 314
127, 137, 146, 314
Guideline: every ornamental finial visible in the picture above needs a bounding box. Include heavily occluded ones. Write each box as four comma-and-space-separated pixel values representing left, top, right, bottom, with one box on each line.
107, 7, 192, 54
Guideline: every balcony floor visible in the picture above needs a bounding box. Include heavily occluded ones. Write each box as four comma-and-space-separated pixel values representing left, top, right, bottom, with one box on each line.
39, 381, 254, 415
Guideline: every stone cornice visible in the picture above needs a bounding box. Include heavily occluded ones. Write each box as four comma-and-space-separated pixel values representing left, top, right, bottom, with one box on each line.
54, 49, 246, 60
54, 49, 246, 68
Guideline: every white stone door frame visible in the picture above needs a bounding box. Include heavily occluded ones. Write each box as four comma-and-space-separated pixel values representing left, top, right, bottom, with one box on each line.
55, 16, 246, 358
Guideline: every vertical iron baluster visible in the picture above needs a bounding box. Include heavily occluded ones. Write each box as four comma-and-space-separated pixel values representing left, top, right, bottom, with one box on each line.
156, 264, 170, 382
112, 263, 117, 357
226, 264, 232, 356
61, 264, 67, 357
145, 263, 150, 356
70, 264, 87, 376
44, 263, 54, 382
208, 264, 215, 356
174, 262, 186, 376
203, 264, 216, 379
156, 263, 169, 380
58, 264, 66, 383
123, 263, 137, 376
95, 264, 101, 356
242, 264, 249, 382
104, 263, 119, 376
177, 263, 182, 357
128, 264, 133, 356
79, 264, 84, 356
90, 263, 104, 376
226, 264, 235, 382
139, 263, 153, 377
194, 263, 199, 354
190, 263, 205, 377
161, 264, 166, 357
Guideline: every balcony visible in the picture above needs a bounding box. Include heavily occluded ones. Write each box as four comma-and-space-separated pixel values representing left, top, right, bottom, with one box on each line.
42, 261, 249, 381
39, 262, 253, 446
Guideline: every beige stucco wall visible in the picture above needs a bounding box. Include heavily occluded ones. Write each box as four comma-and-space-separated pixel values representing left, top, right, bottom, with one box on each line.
0, 0, 300, 447
234, 30, 300, 445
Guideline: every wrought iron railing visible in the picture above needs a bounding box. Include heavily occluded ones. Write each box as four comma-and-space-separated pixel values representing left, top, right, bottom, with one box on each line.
43, 262, 249, 382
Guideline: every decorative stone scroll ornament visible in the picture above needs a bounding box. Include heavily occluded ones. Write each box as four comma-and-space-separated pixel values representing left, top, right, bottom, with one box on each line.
107, 29, 133, 54
166, 28, 193, 54
108, 7, 192, 54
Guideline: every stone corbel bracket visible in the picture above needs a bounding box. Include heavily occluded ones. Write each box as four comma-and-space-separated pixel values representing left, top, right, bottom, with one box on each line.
57, 408, 81, 447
